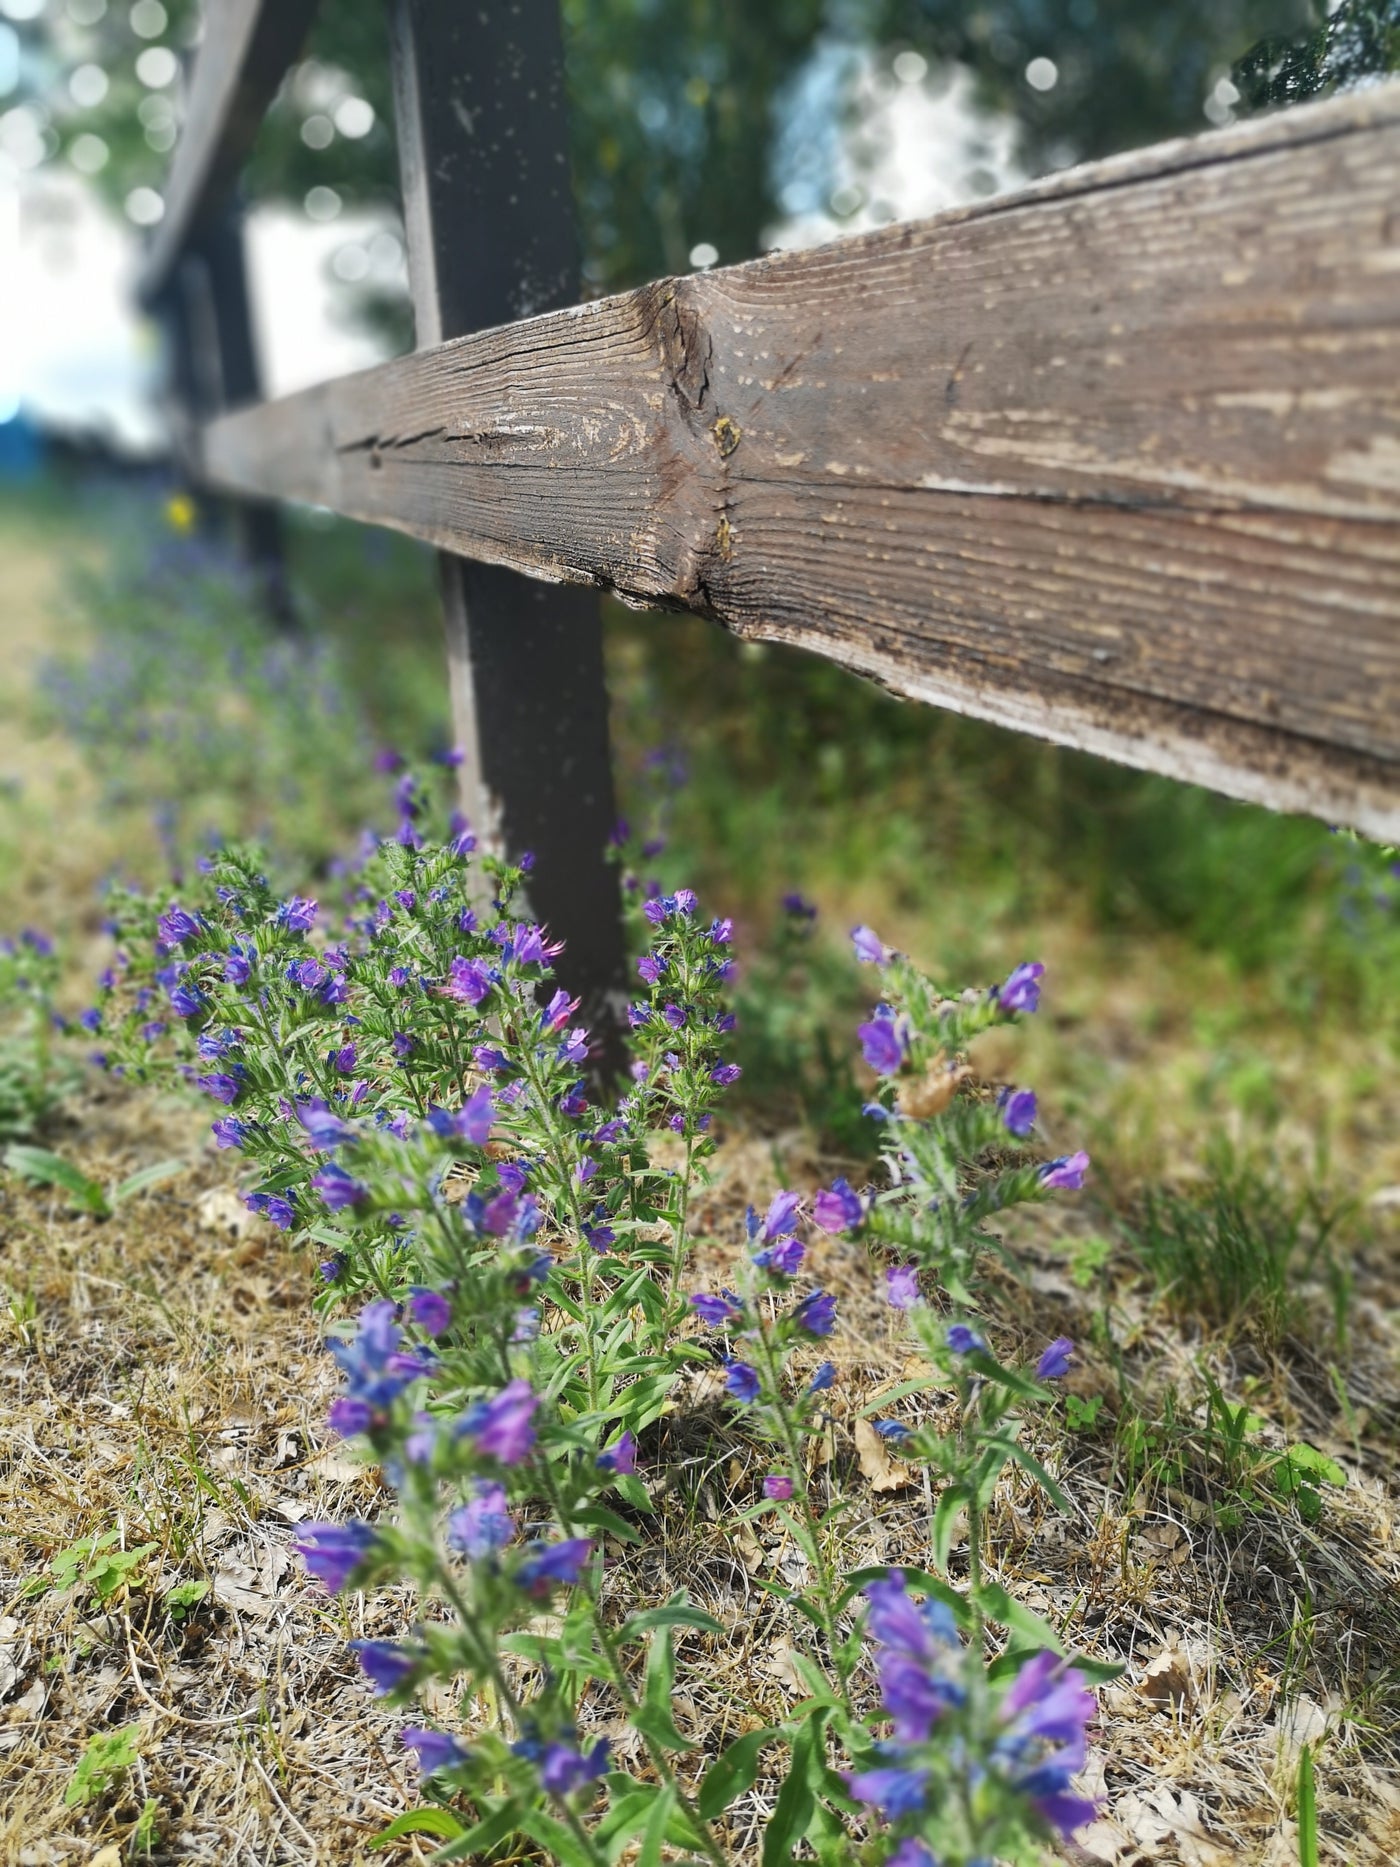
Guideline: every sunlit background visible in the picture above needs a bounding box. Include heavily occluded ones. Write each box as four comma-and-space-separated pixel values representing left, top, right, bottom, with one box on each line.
4, 0, 1389, 458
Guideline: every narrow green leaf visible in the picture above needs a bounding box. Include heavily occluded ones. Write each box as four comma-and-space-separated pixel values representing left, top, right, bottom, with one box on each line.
111, 1157, 187, 1204
516, 1806, 598, 1867
761, 1721, 819, 1867
620, 1601, 724, 1641
696, 1728, 774, 1821
974, 1582, 1065, 1654
998, 1439, 1072, 1512
424, 1801, 523, 1861
5, 1145, 109, 1215
367, 1806, 467, 1848
637, 1785, 677, 1867
1297, 1744, 1318, 1867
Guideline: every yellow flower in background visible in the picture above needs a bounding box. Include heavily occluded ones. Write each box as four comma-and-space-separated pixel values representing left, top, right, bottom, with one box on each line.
164, 493, 196, 535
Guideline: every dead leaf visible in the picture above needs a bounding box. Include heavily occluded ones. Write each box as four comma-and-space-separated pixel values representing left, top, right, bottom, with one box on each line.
196, 1186, 257, 1240
733, 1523, 765, 1574
309, 1447, 369, 1485
1139, 1645, 1193, 1707
1275, 1694, 1329, 1755
760, 1639, 806, 1696
85, 1848, 123, 1867
853, 1417, 915, 1493
896, 1058, 970, 1119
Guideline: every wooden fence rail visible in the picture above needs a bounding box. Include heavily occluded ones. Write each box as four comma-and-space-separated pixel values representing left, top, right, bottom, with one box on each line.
145, 3, 1400, 1018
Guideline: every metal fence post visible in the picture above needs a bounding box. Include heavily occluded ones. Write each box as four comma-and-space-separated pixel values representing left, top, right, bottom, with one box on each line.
387, 0, 629, 1056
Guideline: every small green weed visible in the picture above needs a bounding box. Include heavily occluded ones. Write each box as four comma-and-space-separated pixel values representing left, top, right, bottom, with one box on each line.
3, 1145, 185, 1220
64, 1723, 143, 1808
1125, 1150, 1352, 1348
129, 1796, 162, 1859
25, 1527, 158, 1604
0, 933, 81, 1142
163, 1578, 210, 1622
1064, 1393, 1105, 1433
1114, 1376, 1346, 1528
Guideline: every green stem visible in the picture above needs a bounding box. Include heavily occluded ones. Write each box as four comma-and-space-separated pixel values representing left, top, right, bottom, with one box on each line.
748, 1314, 853, 1705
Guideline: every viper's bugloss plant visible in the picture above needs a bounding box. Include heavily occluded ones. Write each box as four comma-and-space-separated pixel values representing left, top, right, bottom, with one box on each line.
0, 929, 79, 1141
90, 779, 1105, 1865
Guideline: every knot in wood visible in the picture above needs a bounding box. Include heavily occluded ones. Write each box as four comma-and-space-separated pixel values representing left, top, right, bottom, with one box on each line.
711, 415, 741, 458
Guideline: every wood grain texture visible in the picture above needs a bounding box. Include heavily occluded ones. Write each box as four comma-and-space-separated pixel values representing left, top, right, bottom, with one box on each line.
138, 0, 318, 307
202, 83, 1400, 837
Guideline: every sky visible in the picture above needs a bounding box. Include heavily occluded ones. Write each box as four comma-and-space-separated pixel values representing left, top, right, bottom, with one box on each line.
2, 36, 1020, 457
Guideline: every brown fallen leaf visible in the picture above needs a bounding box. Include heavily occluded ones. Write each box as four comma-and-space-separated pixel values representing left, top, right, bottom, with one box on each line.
853, 1417, 915, 1493
1138, 1645, 1193, 1707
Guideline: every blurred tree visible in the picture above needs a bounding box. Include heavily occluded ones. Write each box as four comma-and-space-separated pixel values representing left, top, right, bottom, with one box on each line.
1233, 0, 1399, 109
16, 0, 1397, 317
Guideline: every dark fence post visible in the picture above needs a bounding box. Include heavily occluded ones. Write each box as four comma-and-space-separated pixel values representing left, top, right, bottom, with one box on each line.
161, 203, 294, 626
388, 0, 629, 1055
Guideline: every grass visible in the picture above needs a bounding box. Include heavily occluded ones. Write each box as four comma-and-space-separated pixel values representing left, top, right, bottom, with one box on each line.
1123, 1149, 1356, 1352
1, 477, 1399, 1861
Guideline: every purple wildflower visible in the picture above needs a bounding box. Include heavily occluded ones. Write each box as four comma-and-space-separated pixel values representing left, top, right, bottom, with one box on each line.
168, 979, 207, 1019
999, 1649, 1099, 1838
885, 1264, 920, 1310
1035, 1336, 1075, 1381
276, 896, 318, 934
350, 1640, 419, 1696
295, 1520, 376, 1594
813, 1177, 864, 1233
444, 955, 492, 1005
792, 1289, 837, 1337
447, 1480, 515, 1560
691, 1290, 743, 1328
1040, 1150, 1090, 1191
1002, 1087, 1038, 1138
844, 1766, 930, 1820
753, 1236, 805, 1276
298, 1098, 352, 1150
460, 1378, 538, 1465
996, 960, 1045, 1015
710, 1062, 742, 1086
851, 924, 888, 964
331, 1041, 357, 1073
542, 988, 580, 1033
763, 1474, 794, 1501
596, 1431, 637, 1476
313, 1376, 357, 1430
211, 1116, 248, 1149
224, 945, 254, 985
516, 1538, 593, 1597
637, 953, 665, 985
807, 1361, 836, 1394
157, 905, 201, 947
724, 1360, 761, 1403
246, 1191, 295, 1229
945, 1323, 985, 1355
313, 1161, 368, 1211
538, 1736, 610, 1796
401, 1728, 469, 1775
858, 1011, 908, 1075
425, 1083, 494, 1146
759, 1189, 801, 1241
409, 1288, 452, 1336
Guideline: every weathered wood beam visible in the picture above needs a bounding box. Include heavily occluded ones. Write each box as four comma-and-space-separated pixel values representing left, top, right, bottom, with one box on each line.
138, 0, 319, 308
202, 83, 1400, 839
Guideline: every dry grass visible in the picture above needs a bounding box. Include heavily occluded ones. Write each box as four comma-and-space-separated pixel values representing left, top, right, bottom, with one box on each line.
1, 506, 1398, 1864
